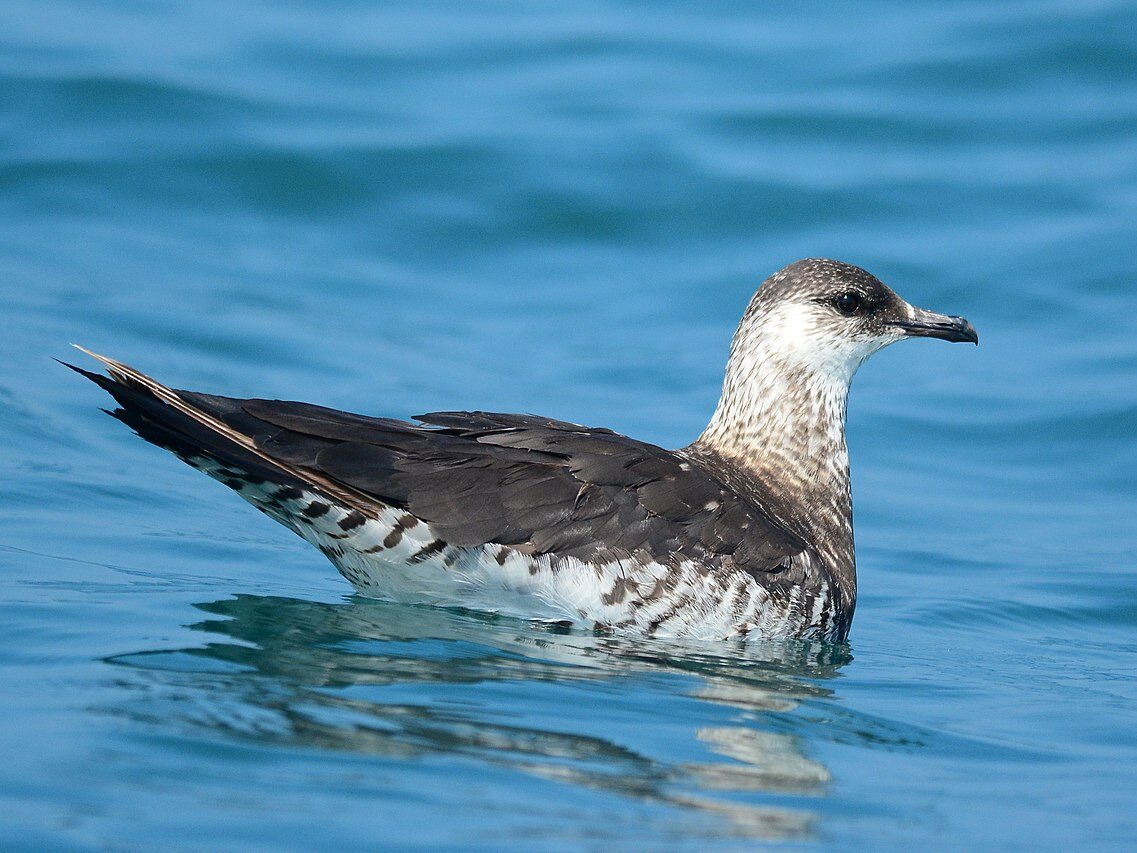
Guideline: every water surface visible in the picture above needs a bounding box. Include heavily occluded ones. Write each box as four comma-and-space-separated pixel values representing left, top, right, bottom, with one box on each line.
2, 1, 1136, 848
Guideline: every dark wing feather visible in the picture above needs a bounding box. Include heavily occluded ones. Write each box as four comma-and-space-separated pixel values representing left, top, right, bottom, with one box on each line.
70, 351, 804, 578
177, 397, 804, 575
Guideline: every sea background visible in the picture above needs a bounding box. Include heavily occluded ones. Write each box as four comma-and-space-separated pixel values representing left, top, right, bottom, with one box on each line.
2, 1, 1136, 848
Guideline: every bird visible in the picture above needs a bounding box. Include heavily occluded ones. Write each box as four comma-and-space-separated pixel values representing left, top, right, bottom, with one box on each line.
67, 258, 977, 643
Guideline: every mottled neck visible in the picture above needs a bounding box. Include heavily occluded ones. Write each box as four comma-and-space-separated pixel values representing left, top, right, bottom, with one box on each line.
692, 337, 857, 597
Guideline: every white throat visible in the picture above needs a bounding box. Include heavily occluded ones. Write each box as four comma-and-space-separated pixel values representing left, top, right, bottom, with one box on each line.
693, 301, 892, 548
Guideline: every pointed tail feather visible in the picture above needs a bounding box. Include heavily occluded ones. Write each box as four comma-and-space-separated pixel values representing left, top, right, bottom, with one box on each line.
63, 347, 379, 515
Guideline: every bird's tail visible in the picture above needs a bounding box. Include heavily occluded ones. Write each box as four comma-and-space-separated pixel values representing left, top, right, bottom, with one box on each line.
61, 347, 300, 486
61, 347, 373, 514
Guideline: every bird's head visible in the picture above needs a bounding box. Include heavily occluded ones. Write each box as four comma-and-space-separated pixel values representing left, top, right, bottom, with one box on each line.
733, 258, 978, 387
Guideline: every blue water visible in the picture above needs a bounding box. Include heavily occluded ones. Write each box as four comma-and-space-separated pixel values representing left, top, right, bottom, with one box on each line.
3, 1, 1136, 847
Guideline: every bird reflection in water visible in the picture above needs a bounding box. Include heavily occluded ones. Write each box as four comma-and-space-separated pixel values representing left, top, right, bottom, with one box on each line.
106, 595, 853, 841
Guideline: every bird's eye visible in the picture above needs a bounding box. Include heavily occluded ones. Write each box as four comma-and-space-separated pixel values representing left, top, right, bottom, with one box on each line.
834, 291, 862, 316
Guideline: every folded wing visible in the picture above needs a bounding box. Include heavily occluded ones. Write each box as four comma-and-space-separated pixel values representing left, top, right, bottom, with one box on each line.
69, 350, 805, 581
177, 395, 805, 576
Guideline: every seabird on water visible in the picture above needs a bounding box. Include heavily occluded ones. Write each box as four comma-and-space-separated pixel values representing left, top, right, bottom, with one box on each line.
67, 259, 977, 642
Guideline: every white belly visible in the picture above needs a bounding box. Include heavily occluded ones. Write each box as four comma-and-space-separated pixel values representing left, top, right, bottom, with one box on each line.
190, 455, 834, 641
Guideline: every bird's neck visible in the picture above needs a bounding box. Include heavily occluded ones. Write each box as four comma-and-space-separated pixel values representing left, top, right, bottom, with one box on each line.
692, 344, 857, 597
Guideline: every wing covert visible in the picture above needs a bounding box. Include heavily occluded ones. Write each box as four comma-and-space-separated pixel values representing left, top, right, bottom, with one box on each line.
179, 397, 806, 576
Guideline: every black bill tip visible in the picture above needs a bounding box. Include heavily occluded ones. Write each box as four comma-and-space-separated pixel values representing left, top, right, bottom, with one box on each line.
890, 311, 979, 345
